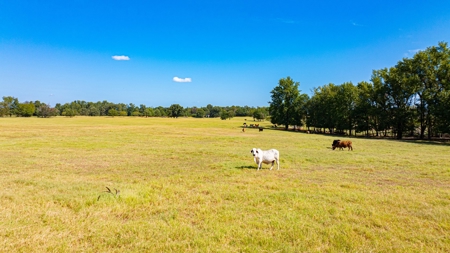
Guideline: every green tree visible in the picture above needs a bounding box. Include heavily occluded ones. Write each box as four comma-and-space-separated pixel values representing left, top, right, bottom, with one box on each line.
292, 94, 309, 129
182, 108, 191, 117
139, 104, 147, 116
253, 107, 267, 121
154, 108, 162, 117
269, 76, 301, 130
108, 109, 118, 117
372, 67, 417, 139
98, 100, 113, 116
306, 83, 340, 132
88, 106, 100, 116
1, 96, 19, 117
235, 106, 250, 116
407, 42, 450, 139
220, 110, 229, 120
194, 108, 206, 118
69, 101, 82, 115
209, 106, 221, 118
206, 104, 213, 113
79, 108, 89, 116
33, 100, 42, 116
17, 102, 35, 117
116, 103, 127, 113
434, 90, 450, 133
226, 109, 235, 119
131, 111, 141, 116
335, 82, 358, 135
354, 81, 375, 136
370, 74, 391, 137
168, 104, 183, 118
63, 108, 76, 117
127, 103, 137, 116
155, 106, 167, 117
143, 108, 154, 117
55, 103, 63, 116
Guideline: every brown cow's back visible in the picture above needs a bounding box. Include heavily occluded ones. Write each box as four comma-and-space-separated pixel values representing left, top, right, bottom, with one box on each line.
332, 140, 353, 151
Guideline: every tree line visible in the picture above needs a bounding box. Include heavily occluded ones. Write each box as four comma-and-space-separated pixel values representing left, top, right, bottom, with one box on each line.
268, 42, 450, 139
2, 42, 449, 139
0, 98, 269, 121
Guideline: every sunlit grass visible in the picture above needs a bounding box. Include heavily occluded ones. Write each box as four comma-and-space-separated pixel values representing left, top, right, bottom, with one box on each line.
0, 116, 449, 252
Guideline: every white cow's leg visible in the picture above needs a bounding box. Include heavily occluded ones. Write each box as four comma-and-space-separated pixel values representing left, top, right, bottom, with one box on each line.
270, 161, 274, 170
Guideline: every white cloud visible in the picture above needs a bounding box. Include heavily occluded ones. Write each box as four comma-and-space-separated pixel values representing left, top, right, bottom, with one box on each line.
404, 49, 423, 57
351, 20, 363, 27
408, 49, 422, 54
112, 55, 130, 61
173, 76, 192, 83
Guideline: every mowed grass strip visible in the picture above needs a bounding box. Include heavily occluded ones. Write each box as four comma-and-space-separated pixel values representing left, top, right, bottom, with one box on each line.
0, 117, 449, 252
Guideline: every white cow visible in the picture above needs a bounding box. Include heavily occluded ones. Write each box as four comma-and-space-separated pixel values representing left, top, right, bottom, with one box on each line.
250, 148, 280, 170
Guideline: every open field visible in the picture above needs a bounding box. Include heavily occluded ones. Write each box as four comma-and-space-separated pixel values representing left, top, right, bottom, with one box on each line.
0, 116, 449, 252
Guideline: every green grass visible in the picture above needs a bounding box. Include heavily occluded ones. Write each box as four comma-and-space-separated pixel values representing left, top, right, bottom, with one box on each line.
0, 116, 449, 252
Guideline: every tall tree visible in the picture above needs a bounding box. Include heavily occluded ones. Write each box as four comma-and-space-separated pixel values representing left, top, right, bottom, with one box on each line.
36, 104, 58, 118
306, 84, 340, 133
139, 104, 147, 115
370, 73, 391, 136
253, 107, 268, 121
63, 108, 77, 117
143, 108, 154, 117
16, 102, 35, 117
127, 103, 137, 116
1, 96, 19, 117
211, 106, 222, 118
407, 42, 450, 139
194, 108, 205, 118
88, 106, 100, 116
292, 94, 309, 128
434, 90, 450, 133
168, 104, 183, 118
108, 109, 118, 117
269, 76, 301, 130
335, 82, 358, 135
219, 110, 229, 120
354, 81, 375, 136
372, 67, 417, 139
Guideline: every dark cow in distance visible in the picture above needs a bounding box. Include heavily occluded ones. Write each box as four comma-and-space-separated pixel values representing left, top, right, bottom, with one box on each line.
332, 139, 353, 151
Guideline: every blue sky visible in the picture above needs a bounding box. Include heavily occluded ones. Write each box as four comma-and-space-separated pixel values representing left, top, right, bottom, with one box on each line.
1, 0, 450, 107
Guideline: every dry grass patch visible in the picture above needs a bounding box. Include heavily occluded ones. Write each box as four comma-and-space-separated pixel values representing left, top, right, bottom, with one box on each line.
0, 116, 449, 252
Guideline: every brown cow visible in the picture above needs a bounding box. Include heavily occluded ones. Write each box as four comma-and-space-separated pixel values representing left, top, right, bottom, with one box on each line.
332, 140, 353, 151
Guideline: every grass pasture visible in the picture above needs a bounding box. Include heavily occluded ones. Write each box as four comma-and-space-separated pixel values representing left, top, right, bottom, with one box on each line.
0, 116, 449, 252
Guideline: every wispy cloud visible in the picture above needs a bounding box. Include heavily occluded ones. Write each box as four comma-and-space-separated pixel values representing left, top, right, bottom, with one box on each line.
404, 49, 423, 57
351, 21, 363, 27
408, 49, 423, 54
173, 77, 192, 83
275, 18, 297, 24
112, 55, 130, 61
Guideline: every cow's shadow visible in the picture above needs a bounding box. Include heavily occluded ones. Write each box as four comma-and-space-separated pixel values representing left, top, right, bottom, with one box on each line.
236, 165, 257, 170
